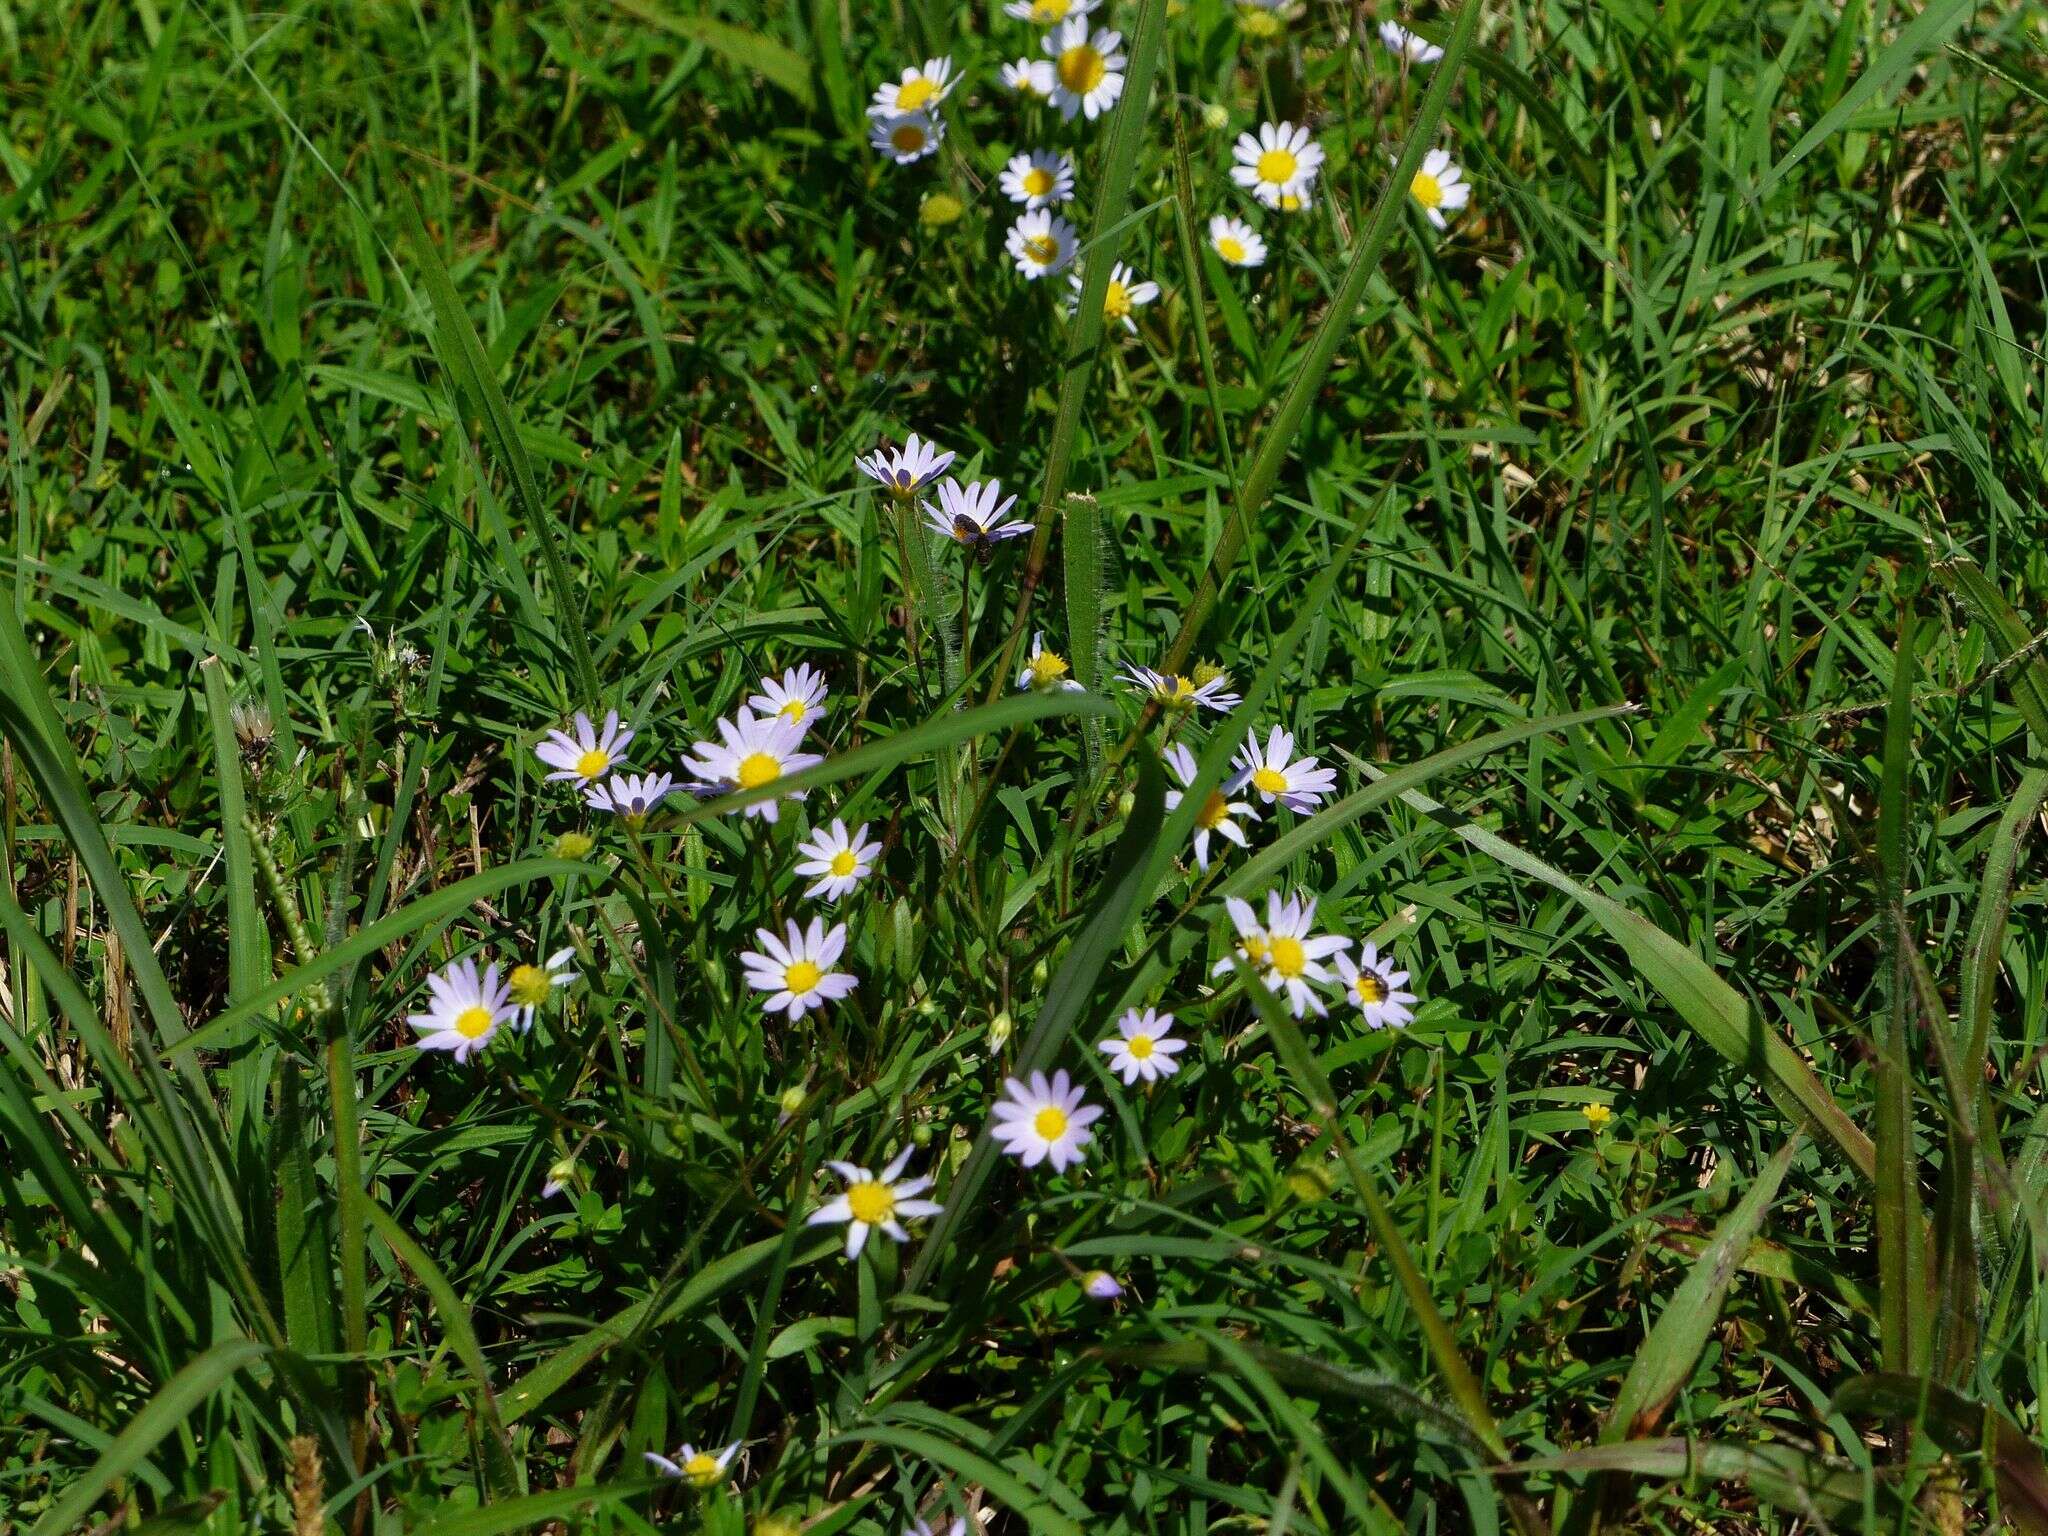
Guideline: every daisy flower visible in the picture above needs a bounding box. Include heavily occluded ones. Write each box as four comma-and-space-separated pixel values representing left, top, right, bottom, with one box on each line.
805, 1148, 944, 1258
1004, 0, 1094, 22
583, 770, 676, 819
1232, 121, 1324, 209
1163, 742, 1257, 870
645, 1441, 739, 1489
869, 57, 956, 117
793, 818, 883, 901
1001, 57, 1057, 97
750, 663, 829, 731
1404, 146, 1470, 229
740, 917, 857, 1020
1099, 1006, 1187, 1085
1379, 20, 1444, 62
999, 149, 1076, 210
535, 709, 633, 786
683, 710, 822, 823
1214, 891, 1349, 1018
1120, 663, 1241, 714
1006, 209, 1078, 279
1018, 631, 1083, 692
990, 1069, 1102, 1171
1208, 214, 1268, 268
871, 110, 945, 165
1043, 19, 1125, 121
856, 433, 955, 499
926, 477, 1033, 549
1229, 725, 1338, 812
1333, 942, 1417, 1030
507, 947, 578, 1031
1068, 262, 1160, 334
407, 958, 515, 1063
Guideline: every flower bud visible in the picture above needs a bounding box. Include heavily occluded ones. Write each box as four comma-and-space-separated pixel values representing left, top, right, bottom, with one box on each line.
987, 1010, 1014, 1052
553, 830, 595, 860
920, 192, 964, 228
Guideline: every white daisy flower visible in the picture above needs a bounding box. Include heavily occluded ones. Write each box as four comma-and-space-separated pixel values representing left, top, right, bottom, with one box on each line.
1005, 209, 1079, 279
535, 709, 633, 785
1067, 261, 1160, 334
1099, 1006, 1187, 1085
869, 56, 956, 117
806, 1147, 944, 1258
792, 818, 883, 901
1334, 942, 1418, 1029
856, 433, 956, 499
1119, 663, 1241, 714
507, 947, 578, 1031
1213, 891, 1350, 1017
683, 710, 823, 823
1004, 0, 1094, 22
1403, 146, 1470, 230
1000, 57, 1058, 97
871, 110, 945, 165
925, 476, 1034, 548
740, 917, 857, 1020
407, 957, 515, 1063
583, 770, 676, 819
1228, 725, 1338, 813
644, 1441, 739, 1488
1018, 631, 1084, 692
1379, 20, 1444, 62
999, 149, 1076, 210
989, 1069, 1102, 1171
749, 663, 829, 731
1162, 742, 1257, 869
1231, 121, 1324, 209
1208, 214, 1268, 268
1043, 19, 1126, 121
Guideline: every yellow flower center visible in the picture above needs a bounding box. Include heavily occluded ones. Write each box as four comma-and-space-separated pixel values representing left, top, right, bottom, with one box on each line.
1256, 148, 1298, 185
847, 1179, 896, 1223
1033, 1105, 1070, 1140
1103, 280, 1132, 319
1158, 675, 1197, 708
1279, 192, 1305, 212
1354, 968, 1388, 1005
1216, 235, 1247, 262
1031, 0, 1070, 17
1127, 1034, 1154, 1060
1057, 44, 1105, 93
1240, 7, 1283, 36
895, 77, 937, 110
1023, 233, 1060, 265
454, 1005, 495, 1039
1028, 650, 1071, 687
508, 964, 552, 1008
1023, 166, 1055, 197
778, 697, 808, 723
785, 959, 824, 994
1251, 766, 1289, 795
575, 748, 610, 779
1268, 935, 1306, 978
829, 849, 858, 877
1196, 790, 1231, 829
683, 1453, 722, 1488
1411, 171, 1444, 209
891, 123, 928, 154
1241, 934, 1270, 967
736, 752, 781, 789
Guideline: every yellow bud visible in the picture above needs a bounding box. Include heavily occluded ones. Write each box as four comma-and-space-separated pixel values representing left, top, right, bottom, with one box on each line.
920, 192, 965, 228
1202, 103, 1230, 131
1191, 660, 1226, 688
755, 1518, 802, 1536
779, 1086, 807, 1117
553, 830, 595, 860
987, 1010, 1013, 1052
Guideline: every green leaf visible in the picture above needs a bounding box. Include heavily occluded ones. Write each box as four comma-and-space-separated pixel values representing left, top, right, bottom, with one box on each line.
609, 0, 815, 107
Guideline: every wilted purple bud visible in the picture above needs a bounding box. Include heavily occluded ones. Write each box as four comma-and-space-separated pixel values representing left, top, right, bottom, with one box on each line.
1082, 1269, 1123, 1301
